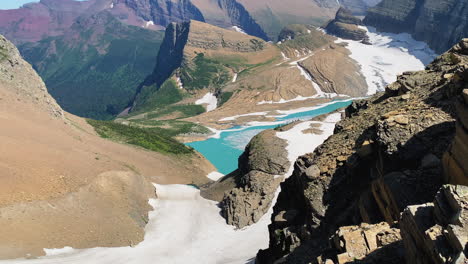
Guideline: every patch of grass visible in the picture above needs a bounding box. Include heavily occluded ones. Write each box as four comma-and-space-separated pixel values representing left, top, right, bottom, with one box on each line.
180, 53, 231, 90
133, 79, 185, 113
219, 91, 234, 106
145, 104, 206, 120
130, 119, 211, 137
86, 119, 193, 155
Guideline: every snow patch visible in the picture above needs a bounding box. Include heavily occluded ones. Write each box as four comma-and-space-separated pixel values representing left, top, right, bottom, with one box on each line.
144, 20, 154, 28
276, 112, 342, 176
3, 184, 270, 264
207, 171, 224, 181
195, 93, 218, 112
43, 247, 75, 256
337, 26, 437, 95
109, 2, 114, 8
232, 26, 247, 35
175, 77, 184, 90
232, 73, 238, 83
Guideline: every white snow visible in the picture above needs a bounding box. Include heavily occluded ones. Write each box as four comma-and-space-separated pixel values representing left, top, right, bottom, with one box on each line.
276, 112, 342, 176
337, 26, 437, 95
207, 171, 225, 181
195, 93, 218, 112
43, 247, 75, 256
232, 73, 238, 83
175, 76, 184, 90
232, 26, 247, 35
2, 184, 270, 264
144, 20, 154, 28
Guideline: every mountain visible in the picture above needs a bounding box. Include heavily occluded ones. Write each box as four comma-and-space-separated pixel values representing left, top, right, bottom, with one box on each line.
256, 39, 468, 263
0, 34, 214, 259
125, 20, 367, 129
19, 11, 164, 119
364, 0, 468, 53
325, 7, 370, 42
0, 0, 380, 120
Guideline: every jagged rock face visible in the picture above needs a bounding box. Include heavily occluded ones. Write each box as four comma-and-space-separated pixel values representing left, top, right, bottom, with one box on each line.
339, 0, 382, 15
257, 39, 468, 263
400, 185, 468, 264
220, 130, 289, 228
443, 59, 468, 185
141, 21, 190, 90
325, 8, 370, 43
117, 0, 205, 26
216, 0, 268, 40
364, 0, 468, 53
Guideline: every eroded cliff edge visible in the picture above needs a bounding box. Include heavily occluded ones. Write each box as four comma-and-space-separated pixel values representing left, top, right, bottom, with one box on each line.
257, 39, 468, 263
364, 0, 468, 54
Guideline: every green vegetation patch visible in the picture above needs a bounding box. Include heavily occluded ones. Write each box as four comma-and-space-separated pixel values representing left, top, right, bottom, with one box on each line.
87, 119, 193, 155
180, 53, 231, 90
133, 79, 185, 113
20, 18, 165, 120
145, 104, 206, 120
219, 91, 234, 106
129, 119, 211, 137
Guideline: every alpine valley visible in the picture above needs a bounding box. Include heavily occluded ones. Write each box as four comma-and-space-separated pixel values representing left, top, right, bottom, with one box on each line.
0, 0, 467, 264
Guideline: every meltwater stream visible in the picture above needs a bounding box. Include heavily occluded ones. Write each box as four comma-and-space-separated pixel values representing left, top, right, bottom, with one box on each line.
186, 100, 352, 174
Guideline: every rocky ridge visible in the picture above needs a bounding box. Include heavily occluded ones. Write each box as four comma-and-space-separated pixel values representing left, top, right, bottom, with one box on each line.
325, 7, 370, 43
257, 39, 468, 263
364, 0, 468, 53
0, 35, 64, 119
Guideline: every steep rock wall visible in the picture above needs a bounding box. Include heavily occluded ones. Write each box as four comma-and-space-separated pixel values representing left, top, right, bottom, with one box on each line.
364, 0, 468, 53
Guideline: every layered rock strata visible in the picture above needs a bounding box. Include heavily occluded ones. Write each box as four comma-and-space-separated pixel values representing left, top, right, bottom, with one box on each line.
257, 39, 468, 263
364, 0, 468, 53
325, 7, 370, 43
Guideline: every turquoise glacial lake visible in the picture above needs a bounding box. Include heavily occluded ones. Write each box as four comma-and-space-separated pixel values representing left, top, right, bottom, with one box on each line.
186, 100, 352, 174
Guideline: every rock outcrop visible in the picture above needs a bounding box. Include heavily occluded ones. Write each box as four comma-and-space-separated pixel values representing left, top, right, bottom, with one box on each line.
257, 39, 468, 263
0, 35, 64, 119
117, 0, 205, 27
325, 7, 370, 43
204, 130, 289, 228
443, 86, 468, 185
364, 0, 468, 53
400, 185, 468, 264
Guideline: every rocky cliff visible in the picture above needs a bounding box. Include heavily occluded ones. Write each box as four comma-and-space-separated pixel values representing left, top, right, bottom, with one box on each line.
257, 39, 468, 263
200, 130, 289, 228
131, 19, 278, 114
364, 0, 468, 53
325, 7, 370, 43
116, 0, 205, 27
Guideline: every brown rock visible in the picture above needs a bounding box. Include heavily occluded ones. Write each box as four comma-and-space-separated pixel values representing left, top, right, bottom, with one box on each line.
394, 115, 409, 125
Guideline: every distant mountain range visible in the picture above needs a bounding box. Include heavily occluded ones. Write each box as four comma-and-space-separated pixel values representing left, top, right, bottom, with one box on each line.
9, 0, 465, 120
0, 0, 356, 119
